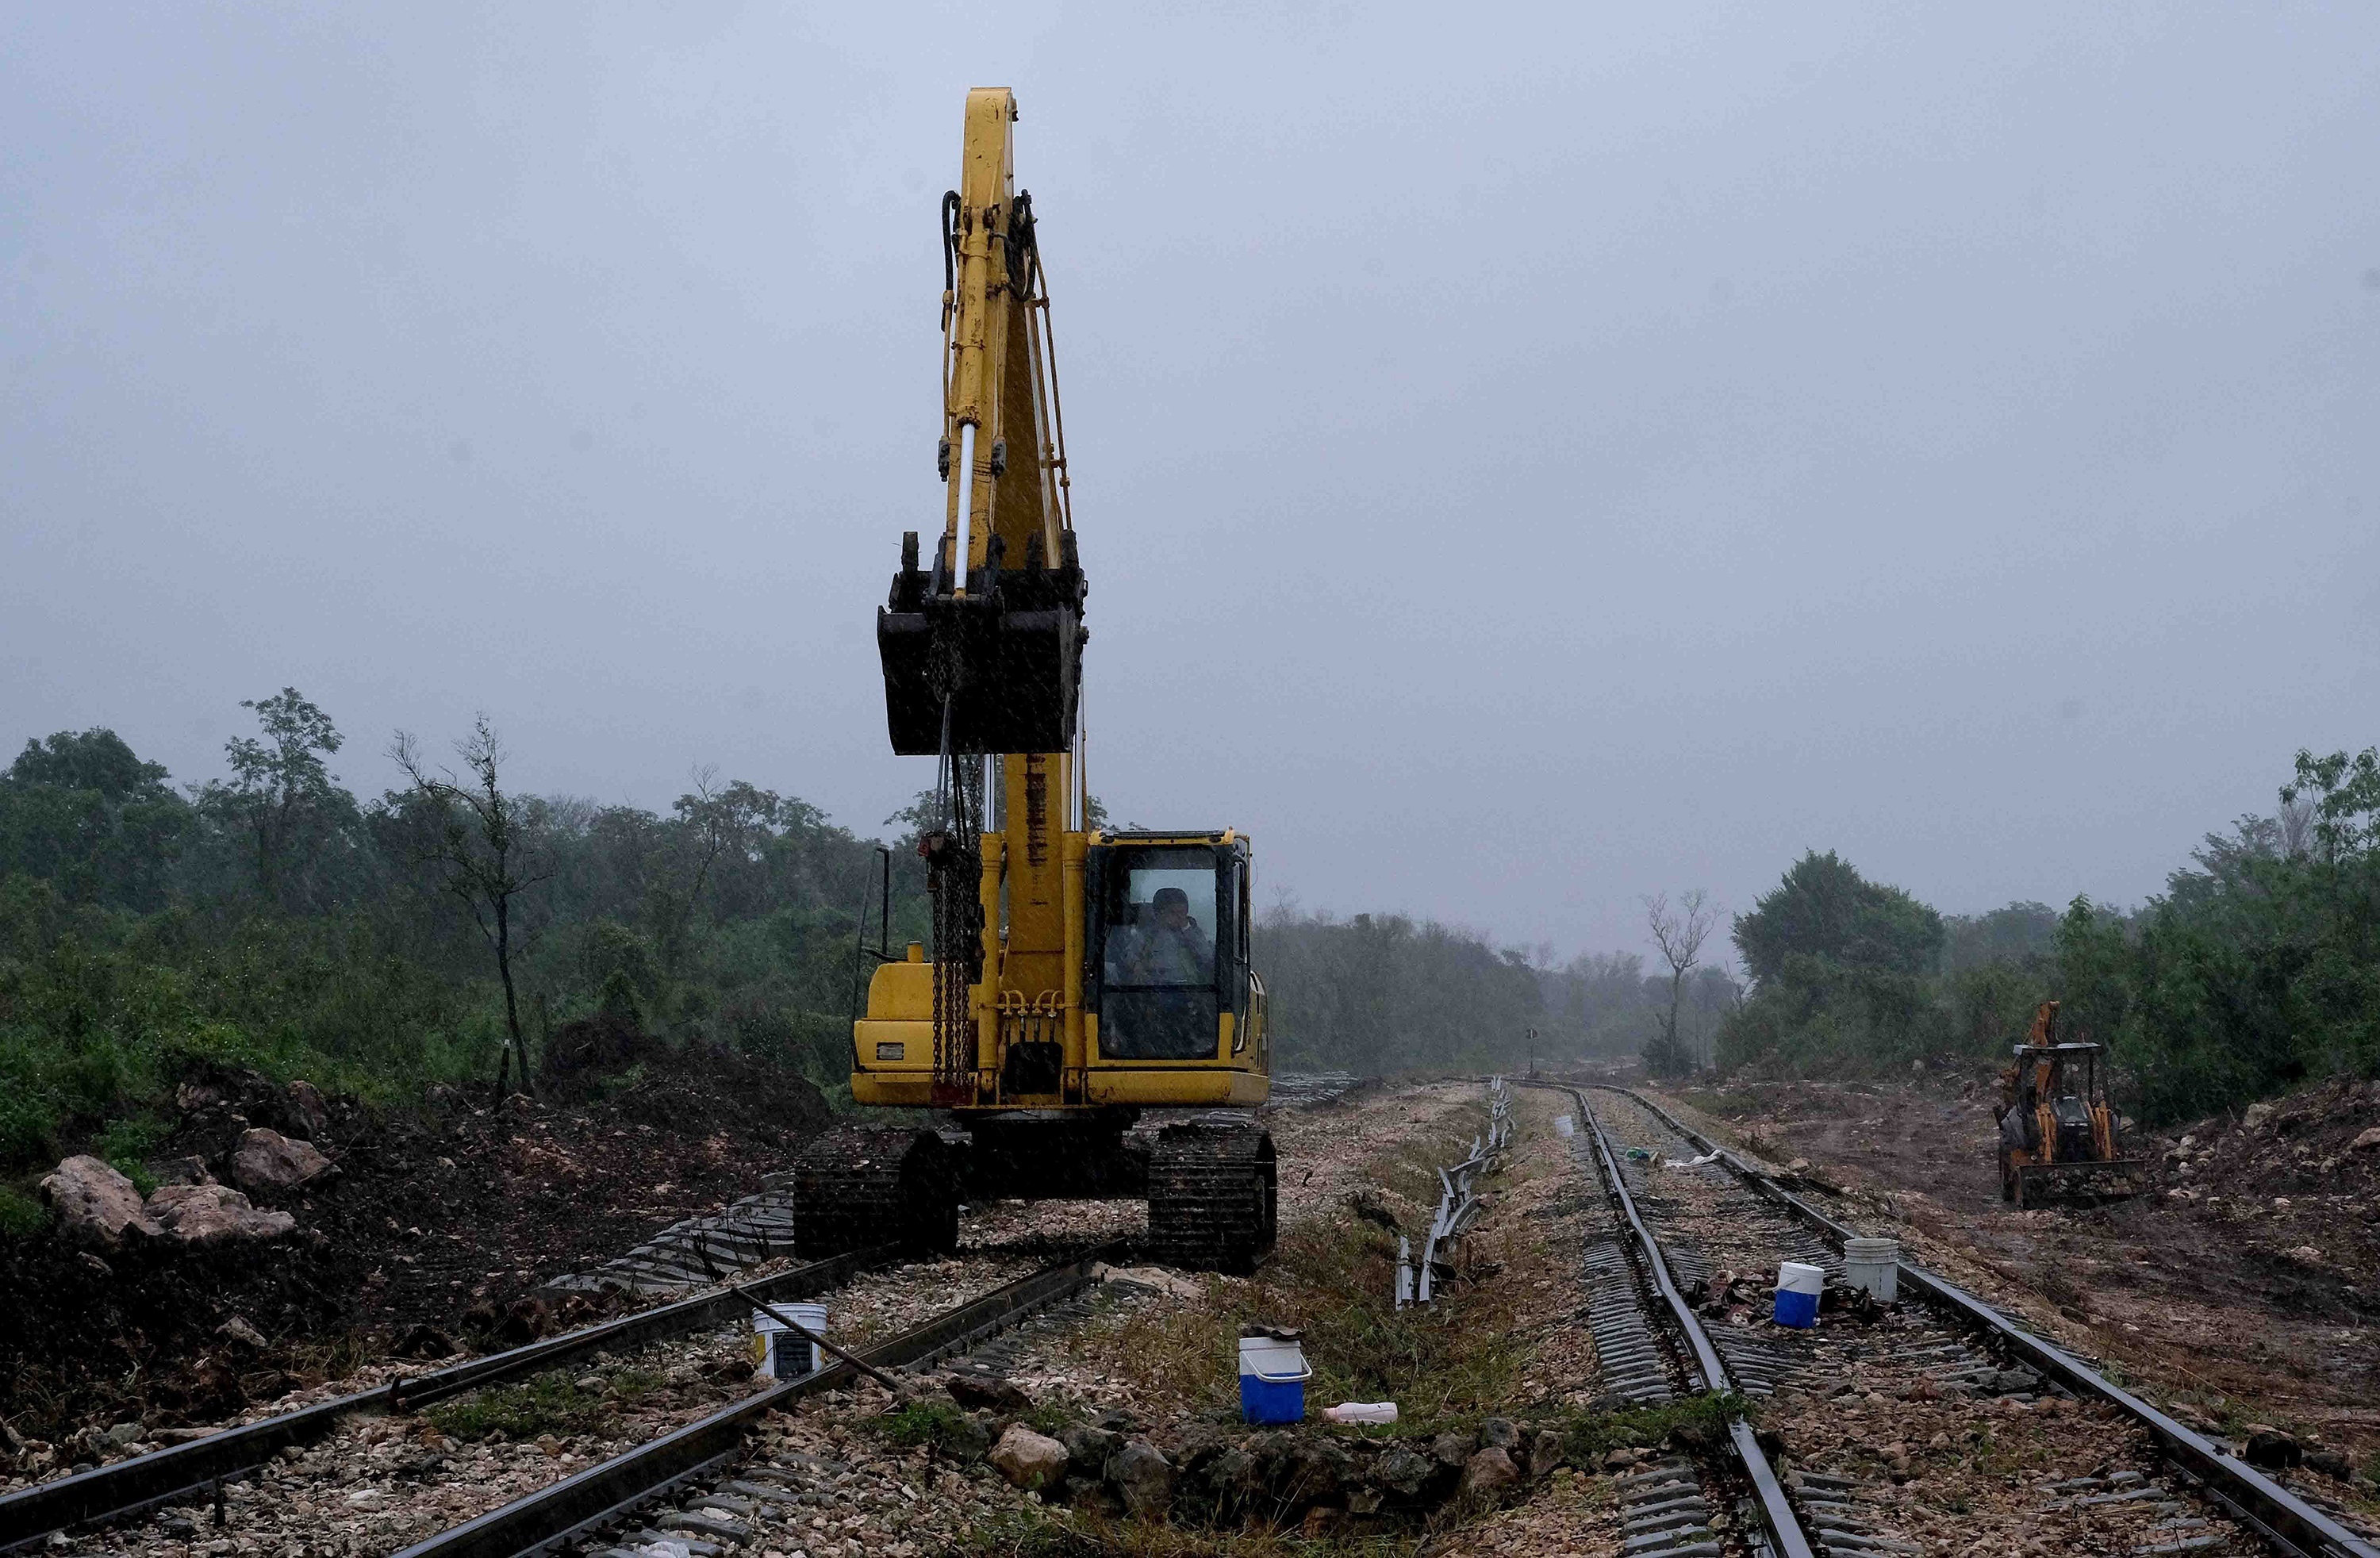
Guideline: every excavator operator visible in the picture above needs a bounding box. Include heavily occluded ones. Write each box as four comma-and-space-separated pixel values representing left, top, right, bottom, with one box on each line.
1124, 887, 1215, 984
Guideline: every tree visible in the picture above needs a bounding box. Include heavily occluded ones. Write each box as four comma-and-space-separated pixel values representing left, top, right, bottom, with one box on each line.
1717, 853, 1950, 1073
1644, 888, 1718, 1076
1253, 904, 1546, 1073
200, 688, 351, 910
1940, 901, 2060, 973
2284, 746, 2380, 865
390, 717, 549, 1096
0, 728, 190, 908
650, 769, 735, 977
1733, 850, 1943, 986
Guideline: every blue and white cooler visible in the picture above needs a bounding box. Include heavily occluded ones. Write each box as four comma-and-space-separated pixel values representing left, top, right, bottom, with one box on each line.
1237, 1330, 1312, 1424
1773, 1262, 1824, 1329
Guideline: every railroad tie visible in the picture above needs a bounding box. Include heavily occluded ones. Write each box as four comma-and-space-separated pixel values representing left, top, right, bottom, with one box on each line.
1578, 1226, 1677, 1404
2128, 1529, 2236, 1554
1790, 1471, 1922, 1556
656, 1509, 753, 1541
1616, 1456, 1724, 1556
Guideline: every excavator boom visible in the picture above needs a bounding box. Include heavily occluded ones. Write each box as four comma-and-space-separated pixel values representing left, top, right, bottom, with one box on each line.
877, 87, 1084, 758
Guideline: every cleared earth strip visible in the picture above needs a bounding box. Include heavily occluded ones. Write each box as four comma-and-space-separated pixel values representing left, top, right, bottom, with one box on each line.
1588, 1082, 2380, 1558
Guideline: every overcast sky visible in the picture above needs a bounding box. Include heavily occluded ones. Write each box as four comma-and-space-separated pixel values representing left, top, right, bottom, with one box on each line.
5, 4, 2376, 962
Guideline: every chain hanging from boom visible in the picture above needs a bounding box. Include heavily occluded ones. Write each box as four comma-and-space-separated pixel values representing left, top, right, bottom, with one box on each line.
921, 696, 986, 1104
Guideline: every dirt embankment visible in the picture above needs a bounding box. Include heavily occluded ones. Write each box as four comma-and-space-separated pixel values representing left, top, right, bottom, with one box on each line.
1, 1047, 831, 1452
1652, 1069, 2380, 1482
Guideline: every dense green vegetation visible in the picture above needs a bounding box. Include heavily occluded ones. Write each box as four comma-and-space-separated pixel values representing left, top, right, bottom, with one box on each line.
0, 693, 931, 1177
1715, 747, 2380, 1124
25, 692, 2358, 1163
2056, 748, 2380, 1124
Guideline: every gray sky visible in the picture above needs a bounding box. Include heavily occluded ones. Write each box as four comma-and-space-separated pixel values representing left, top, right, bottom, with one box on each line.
5, 4, 2377, 961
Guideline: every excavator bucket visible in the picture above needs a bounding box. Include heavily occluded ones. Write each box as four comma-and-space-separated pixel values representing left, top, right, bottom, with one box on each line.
877, 530, 1084, 757
2008, 1155, 2147, 1208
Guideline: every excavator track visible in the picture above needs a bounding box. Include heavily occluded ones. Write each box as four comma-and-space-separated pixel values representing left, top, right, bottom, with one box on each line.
790, 1126, 958, 1258
1145, 1117, 1277, 1276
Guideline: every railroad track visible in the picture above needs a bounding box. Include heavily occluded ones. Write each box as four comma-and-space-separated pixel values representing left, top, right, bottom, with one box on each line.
0, 1245, 901, 1556
1532, 1079, 2380, 1558
388, 1245, 1123, 1558
1525, 1079, 1810, 1557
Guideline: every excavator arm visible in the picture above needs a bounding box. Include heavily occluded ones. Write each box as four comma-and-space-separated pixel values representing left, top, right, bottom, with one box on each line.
877, 86, 1085, 759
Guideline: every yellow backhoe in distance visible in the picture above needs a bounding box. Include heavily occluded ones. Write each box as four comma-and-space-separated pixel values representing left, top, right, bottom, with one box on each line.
1994, 1001, 2144, 1207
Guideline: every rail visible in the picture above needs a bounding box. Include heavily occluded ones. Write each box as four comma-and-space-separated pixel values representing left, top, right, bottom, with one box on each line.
0, 1245, 900, 1554
1519, 1079, 1814, 1558
391, 1243, 1126, 1558
1599, 1082, 2380, 1558
1397, 1076, 1512, 1307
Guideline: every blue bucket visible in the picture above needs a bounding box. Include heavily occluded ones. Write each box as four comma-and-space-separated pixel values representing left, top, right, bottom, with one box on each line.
1773, 1261, 1824, 1329
1238, 1334, 1311, 1425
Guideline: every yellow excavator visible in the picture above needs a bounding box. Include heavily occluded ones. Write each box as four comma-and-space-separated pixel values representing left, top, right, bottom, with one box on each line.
792, 88, 1277, 1272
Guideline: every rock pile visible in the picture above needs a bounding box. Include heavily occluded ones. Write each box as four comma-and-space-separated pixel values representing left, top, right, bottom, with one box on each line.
169, 1069, 343, 1166
914, 1370, 1557, 1532
229, 1127, 335, 1192
37, 1157, 298, 1248
38, 1156, 163, 1245
149, 1183, 297, 1242
34, 1075, 337, 1252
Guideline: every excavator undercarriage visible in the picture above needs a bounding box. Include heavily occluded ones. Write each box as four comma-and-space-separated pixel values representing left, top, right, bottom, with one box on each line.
792, 1113, 1278, 1276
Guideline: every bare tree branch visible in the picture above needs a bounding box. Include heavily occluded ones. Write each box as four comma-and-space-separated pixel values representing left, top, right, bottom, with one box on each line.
1644, 888, 1720, 1076
390, 716, 547, 1097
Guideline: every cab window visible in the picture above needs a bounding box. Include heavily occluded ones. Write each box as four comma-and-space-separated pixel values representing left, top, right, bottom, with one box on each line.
1093, 845, 1222, 1061
1105, 859, 1218, 988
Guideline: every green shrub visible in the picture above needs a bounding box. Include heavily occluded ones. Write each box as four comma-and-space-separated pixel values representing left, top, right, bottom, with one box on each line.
422, 1367, 654, 1442
0, 1080, 56, 1165
0, 1184, 51, 1238
97, 1115, 169, 1186
873, 1399, 984, 1454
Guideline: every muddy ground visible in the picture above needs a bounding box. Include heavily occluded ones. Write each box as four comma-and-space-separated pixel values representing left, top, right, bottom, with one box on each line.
0, 1049, 833, 1448
1645, 1066, 2380, 1483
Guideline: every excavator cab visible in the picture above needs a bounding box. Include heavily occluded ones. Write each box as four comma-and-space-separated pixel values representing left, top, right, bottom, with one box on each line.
1086, 834, 1257, 1065
846, 831, 1268, 1110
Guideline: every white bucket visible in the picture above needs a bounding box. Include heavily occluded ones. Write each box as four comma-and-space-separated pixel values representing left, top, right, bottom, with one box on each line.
752, 1302, 829, 1377
1554, 1115, 1576, 1138
1842, 1238, 1899, 1302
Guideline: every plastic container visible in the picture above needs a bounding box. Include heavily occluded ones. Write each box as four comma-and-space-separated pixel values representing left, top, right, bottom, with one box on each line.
1322, 1402, 1398, 1425
1842, 1238, 1899, 1302
1772, 1261, 1825, 1329
752, 1302, 830, 1378
1238, 1333, 1312, 1424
